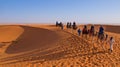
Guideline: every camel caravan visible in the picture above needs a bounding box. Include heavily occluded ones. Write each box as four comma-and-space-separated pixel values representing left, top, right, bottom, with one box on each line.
55, 21, 115, 53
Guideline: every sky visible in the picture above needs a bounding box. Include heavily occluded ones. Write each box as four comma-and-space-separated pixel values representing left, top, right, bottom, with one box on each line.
0, 0, 120, 24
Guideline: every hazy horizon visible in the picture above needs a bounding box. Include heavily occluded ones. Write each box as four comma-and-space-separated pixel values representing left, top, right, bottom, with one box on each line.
0, 0, 120, 25
0, 22, 120, 26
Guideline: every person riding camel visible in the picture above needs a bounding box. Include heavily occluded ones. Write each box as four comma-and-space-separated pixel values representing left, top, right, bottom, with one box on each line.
89, 25, 95, 36
72, 22, 77, 30
98, 25, 104, 42
82, 25, 88, 34
82, 25, 88, 39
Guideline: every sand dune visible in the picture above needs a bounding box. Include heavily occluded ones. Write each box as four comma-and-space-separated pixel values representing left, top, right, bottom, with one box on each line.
0, 25, 24, 55
5, 26, 59, 54
0, 25, 24, 42
0, 25, 120, 67
105, 25, 120, 34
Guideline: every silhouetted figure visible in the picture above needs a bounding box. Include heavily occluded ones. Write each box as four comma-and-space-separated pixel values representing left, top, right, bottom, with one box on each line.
72, 22, 77, 30
67, 22, 69, 28
98, 25, 104, 41
82, 25, 88, 39
77, 28, 81, 36
69, 22, 72, 28
56, 21, 58, 27
82, 25, 88, 34
89, 25, 95, 36
60, 22, 63, 30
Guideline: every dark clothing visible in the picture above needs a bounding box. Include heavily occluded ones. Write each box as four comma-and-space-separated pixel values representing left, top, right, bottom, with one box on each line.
56, 21, 58, 27
78, 29, 81, 36
98, 26, 104, 39
99, 26, 104, 34
69, 23, 72, 28
67, 22, 69, 28
72, 22, 77, 30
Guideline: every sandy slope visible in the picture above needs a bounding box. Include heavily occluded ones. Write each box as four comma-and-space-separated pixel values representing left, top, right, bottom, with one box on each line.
0, 25, 120, 67
0, 25, 24, 42
0, 25, 24, 56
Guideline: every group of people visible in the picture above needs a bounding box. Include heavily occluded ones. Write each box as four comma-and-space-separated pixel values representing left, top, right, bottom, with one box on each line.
56, 21, 78, 30
78, 25, 104, 39
56, 21, 115, 52
77, 25, 114, 52
66, 22, 72, 28
77, 25, 95, 39
56, 21, 64, 30
66, 22, 77, 30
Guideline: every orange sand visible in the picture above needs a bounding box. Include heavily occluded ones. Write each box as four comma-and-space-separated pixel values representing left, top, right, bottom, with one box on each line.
0, 25, 120, 67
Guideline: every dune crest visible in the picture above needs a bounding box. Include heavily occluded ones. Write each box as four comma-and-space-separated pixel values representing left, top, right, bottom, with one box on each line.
0, 25, 24, 42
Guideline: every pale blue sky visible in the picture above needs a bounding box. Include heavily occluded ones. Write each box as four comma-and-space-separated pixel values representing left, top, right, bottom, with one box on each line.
0, 0, 120, 24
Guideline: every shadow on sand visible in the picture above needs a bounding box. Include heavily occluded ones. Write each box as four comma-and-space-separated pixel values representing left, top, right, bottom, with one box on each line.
19, 48, 108, 64
5, 26, 59, 54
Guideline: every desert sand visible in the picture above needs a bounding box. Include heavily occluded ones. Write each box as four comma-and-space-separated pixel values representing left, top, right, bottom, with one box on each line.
0, 24, 120, 67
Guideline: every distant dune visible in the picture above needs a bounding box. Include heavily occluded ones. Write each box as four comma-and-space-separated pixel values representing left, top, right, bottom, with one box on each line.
104, 25, 120, 34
